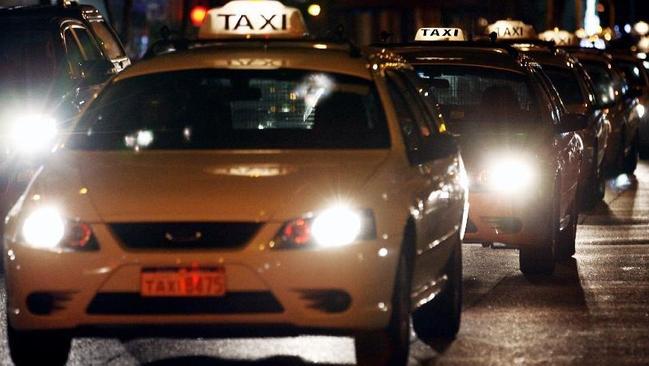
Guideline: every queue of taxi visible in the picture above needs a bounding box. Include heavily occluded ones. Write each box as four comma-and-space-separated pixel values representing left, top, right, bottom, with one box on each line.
1, 2, 647, 366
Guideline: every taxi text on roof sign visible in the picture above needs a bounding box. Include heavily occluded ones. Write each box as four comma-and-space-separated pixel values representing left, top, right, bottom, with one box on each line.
486, 20, 537, 39
415, 28, 465, 41
198, 0, 308, 40
538, 28, 578, 46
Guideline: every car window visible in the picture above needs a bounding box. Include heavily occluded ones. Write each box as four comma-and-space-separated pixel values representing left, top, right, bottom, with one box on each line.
581, 61, 619, 105
63, 28, 84, 75
69, 69, 390, 150
73, 27, 104, 61
541, 65, 586, 106
89, 21, 126, 60
0, 27, 57, 87
414, 65, 541, 132
385, 72, 430, 160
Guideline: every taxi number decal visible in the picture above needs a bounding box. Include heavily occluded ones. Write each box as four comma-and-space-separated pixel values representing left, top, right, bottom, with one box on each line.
216, 13, 288, 31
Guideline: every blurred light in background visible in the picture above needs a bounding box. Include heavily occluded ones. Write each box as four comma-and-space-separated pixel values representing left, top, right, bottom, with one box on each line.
190, 5, 208, 27
307, 4, 321, 17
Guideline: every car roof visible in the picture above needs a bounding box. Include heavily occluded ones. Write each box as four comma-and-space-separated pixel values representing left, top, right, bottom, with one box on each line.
378, 43, 527, 73
519, 46, 576, 68
116, 41, 385, 81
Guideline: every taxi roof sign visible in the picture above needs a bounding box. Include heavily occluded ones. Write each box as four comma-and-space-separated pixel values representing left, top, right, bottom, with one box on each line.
198, 0, 308, 40
538, 28, 578, 46
415, 28, 466, 41
486, 20, 537, 39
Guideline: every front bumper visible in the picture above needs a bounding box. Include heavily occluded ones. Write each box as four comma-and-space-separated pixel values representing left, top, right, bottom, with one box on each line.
5, 222, 401, 333
463, 188, 551, 247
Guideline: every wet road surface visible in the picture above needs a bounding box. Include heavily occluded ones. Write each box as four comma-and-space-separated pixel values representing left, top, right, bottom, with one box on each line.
1, 164, 649, 365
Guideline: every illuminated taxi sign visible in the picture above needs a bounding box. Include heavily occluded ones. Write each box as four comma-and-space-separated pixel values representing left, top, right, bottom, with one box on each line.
198, 0, 308, 40
415, 27, 465, 41
486, 20, 537, 39
538, 28, 577, 46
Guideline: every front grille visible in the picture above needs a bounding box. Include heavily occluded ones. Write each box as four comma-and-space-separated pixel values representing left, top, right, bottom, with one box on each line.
110, 222, 262, 250
86, 291, 284, 315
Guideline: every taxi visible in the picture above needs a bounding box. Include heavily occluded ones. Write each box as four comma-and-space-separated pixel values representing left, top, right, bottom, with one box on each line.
609, 51, 649, 158
3, 2, 468, 366
381, 26, 585, 274
491, 26, 611, 208
564, 47, 641, 174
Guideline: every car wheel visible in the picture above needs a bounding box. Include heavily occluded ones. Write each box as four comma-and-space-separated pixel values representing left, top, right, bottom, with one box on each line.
354, 235, 412, 366
623, 135, 639, 174
519, 182, 557, 275
412, 240, 462, 341
7, 322, 71, 366
556, 199, 578, 260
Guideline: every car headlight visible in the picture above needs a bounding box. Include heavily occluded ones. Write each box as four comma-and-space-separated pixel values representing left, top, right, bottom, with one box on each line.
481, 158, 536, 192
10, 114, 58, 154
272, 206, 375, 249
21, 206, 97, 251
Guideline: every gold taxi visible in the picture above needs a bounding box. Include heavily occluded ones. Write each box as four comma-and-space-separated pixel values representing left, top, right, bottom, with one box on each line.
3, 3, 468, 366
382, 27, 586, 275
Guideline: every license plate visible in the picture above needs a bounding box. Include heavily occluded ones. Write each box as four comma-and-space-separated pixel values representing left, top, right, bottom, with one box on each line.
140, 268, 226, 297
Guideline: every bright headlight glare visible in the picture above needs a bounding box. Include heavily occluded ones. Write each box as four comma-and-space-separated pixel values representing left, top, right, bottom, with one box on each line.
485, 158, 535, 192
10, 114, 57, 153
311, 206, 362, 247
22, 207, 65, 249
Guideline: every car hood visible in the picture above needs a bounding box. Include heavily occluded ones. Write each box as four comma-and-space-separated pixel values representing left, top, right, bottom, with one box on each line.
30, 150, 391, 223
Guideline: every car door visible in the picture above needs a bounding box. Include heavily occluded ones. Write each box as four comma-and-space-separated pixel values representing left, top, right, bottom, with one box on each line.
531, 65, 581, 220
385, 69, 463, 292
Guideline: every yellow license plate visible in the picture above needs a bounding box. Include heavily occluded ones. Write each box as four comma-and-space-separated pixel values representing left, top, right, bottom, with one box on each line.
140, 268, 226, 297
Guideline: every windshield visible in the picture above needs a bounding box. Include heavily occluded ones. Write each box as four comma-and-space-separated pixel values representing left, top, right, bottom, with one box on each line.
541, 65, 586, 106
414, 65, 541, 129
68, 69, 390, 150
0, 27, 57, 88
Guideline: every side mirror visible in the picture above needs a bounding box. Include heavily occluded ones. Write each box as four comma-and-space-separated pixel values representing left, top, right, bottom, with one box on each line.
557, 113, 588, 133
414, 134, 458, 164
78, 59, 114, 86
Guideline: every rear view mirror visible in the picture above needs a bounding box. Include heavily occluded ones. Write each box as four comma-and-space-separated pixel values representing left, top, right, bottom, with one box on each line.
557, 113, 588, 133
429, 78, 450, 90
79, 59, 114, 86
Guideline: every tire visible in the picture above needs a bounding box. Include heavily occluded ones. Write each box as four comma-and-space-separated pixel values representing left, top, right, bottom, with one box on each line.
412, 241, 462, 341
556, 199, 578, 259
354, 235, 412, 366
519, 181, 557, 275
623, 135, 639, 175
7, 322, 71, 366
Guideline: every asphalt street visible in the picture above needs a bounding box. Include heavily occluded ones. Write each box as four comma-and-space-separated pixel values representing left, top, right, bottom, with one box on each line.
1, 163, 648, 366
